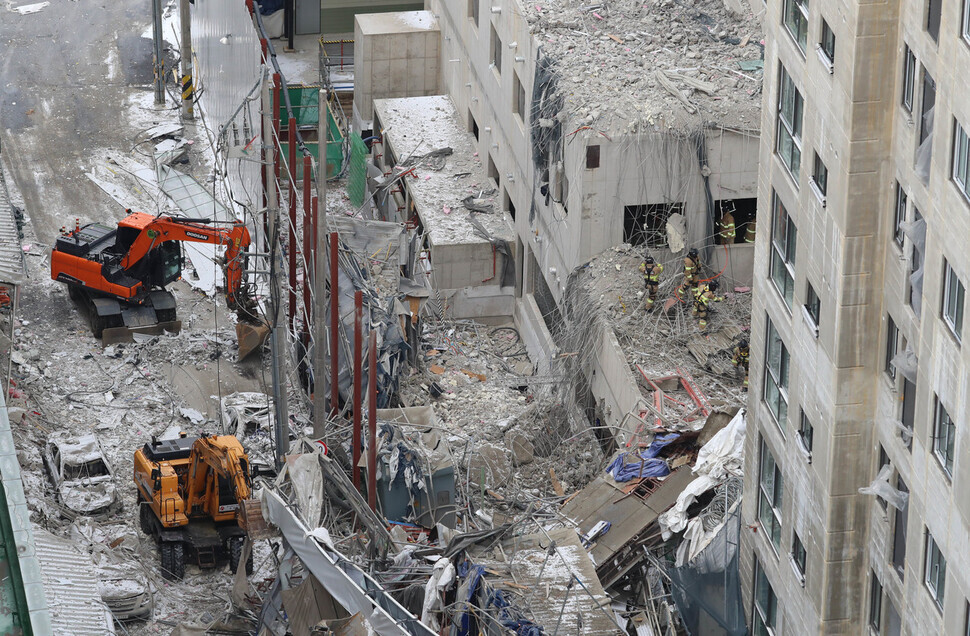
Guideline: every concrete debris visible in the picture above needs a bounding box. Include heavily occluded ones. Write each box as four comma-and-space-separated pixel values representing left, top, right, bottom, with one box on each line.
521, 0, 764, 132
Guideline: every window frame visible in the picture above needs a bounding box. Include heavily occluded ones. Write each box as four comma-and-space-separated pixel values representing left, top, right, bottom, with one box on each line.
776, 65, 804, 180
791, 533, 807, 586
469, 0, 479, 26
869, 571, 883, 632
893, 181, 907, 248
811, 151, 828, 203
892, 477, 908, 578
924, 530, 947, 612
933, 397, 956, 477
964, 0, 970, 45
753, 557, 778, 636
954, 121, 970, 202
885, 314, 899, 380
797, 409, 814, 461
819, 18, 835, 66
943, 259, 966, 341
927, 0, 941, 42
758, 436, 784, 551
770, 193, 798, 310
805, 282, 821, 336
764, 317, 791, 429
783, 0, 809, 53
512, 71, 527, 123
902, 46, 916, 113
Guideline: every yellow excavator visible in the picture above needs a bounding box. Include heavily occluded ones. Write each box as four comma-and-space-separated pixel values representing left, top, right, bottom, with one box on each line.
134, 433, 260, 580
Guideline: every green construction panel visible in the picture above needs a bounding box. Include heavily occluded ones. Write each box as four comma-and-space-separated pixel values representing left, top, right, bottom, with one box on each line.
280, 88, 345, 179
0, 481, 30, 635
348, 133, 368, 208
321, 2, 423, 32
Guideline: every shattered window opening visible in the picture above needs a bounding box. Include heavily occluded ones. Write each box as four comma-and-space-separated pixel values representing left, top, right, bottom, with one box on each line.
908, 208, 924, 316
63, 459, 109, 480
820, 18, 836, 64
893, 477, 908, 578
924, 530, 947, 611
777, 65, 804, 180
902, 46, 916, 113
764, 316, 791, 428
770, 192, 797, 311
893, 181, 907, 248
490, 25, 502, 75
513, 71, 526, 123
886, 314, 899, 379
943, 259, 965, 341
901, 377, 916, 451
933, 397, 956, 477
623, 203, 683, 248
753, 556, 778, 635
953, 121, 970, 202
758, 436, 783, 550
783, 0, 809, 53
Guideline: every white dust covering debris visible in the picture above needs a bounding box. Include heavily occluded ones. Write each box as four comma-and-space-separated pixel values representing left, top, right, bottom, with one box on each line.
394, 10, 436, 31
523, 0, 764, 133
579, 244, 749, 407
375, 96, 515, 247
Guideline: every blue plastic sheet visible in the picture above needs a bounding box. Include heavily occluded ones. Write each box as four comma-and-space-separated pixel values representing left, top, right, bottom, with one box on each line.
606, 433, 679, 482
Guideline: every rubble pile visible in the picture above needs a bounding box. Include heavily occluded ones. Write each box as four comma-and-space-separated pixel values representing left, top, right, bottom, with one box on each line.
523, 0, 765, 132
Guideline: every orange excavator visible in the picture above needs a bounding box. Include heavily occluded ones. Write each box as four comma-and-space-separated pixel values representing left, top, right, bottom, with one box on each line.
51, 210, 261, 344
134, 433, 260, 580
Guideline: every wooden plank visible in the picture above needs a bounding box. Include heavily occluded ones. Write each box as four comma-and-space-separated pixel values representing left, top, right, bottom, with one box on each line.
550, 468, 565, 497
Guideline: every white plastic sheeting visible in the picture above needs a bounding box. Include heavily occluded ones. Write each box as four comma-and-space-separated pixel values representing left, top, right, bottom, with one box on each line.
659, 410, 746, 540
890, 347, 918, 384
859, 465, 909, 511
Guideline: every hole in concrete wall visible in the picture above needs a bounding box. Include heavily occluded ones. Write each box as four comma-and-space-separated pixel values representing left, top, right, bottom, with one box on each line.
488, 154, 499, 184
715, 197, 758, 244
469, 110, 479, 141
529, 251, 564, 339
503, 189, 516, 220
586, 144, 600, 169
623, 203, 684, 247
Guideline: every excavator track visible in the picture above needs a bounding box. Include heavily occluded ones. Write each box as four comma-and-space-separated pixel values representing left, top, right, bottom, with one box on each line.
68, 283, 181, 343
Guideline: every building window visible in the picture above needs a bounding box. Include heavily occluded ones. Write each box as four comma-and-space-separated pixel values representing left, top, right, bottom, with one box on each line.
902, 46, 916, 113
893, 181, 907, 248
623, 203, 682, 248
934, 397, 956, 477
764, 317, 791, 428
893, 477, 908, 578
819, 18, 835, 66
909, 208, 924, 316
513, 72, 526, 122
758, 437, 784, 550
753, 558, 778, 636
805, 282, 820, 334
791, 533, 807, 585
886, 315, 899, 379
927, 0, 941, 41
777, 65, 804, 180
954, 122, 970, 201
586, 145, 600, 169
798, 410, 814, 460
919, 68, 936, 160
811, 152, 828, 203
964, 0, 970, 44
924, 531, 947, 611
470, 112, 480, 141
965, 602, 970, 636
943, 260, 965, 341
487, 154, 499, 183
770, 193, 798, 310
490, 25, 502, 75
902, 377, 916, 450
869, 572, 883, 631
469, 0, 479, 26
783, 0, 809, 52
878, 446, 890, 510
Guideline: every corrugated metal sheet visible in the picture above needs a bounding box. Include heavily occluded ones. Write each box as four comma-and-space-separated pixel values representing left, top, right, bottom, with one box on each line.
0, 163, 25, 285
32, 528, 114, 635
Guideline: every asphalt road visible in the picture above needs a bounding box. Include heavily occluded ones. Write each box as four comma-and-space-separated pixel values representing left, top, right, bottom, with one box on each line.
0, 0, 176, 245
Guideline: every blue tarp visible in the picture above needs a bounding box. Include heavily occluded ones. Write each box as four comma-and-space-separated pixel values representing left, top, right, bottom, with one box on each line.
606, 433, 680, 481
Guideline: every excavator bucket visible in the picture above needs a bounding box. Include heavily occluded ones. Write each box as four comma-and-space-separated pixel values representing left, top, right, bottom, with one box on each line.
236, 322, 270, 361
238, 497, 275, 540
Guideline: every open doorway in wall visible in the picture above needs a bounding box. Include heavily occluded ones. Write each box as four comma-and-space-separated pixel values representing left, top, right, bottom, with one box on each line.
503, 188, 516, 220
623, 203, 684, 247
469, 110, 479, 141
715, 198, 758, 244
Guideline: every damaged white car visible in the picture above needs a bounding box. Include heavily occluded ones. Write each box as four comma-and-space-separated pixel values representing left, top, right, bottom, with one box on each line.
98, 563, 153, 622
42, 434, 120, 518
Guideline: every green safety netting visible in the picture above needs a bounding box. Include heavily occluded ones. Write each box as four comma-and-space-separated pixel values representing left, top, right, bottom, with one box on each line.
348, 133, 368, 208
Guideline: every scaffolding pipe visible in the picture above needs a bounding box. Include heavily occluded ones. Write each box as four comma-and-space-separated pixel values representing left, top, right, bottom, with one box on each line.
353, 290, 363, 491
329, 232, 340, 416
302, 156, 312, 332
368, 330, 377, 512
288, 116, 297, 329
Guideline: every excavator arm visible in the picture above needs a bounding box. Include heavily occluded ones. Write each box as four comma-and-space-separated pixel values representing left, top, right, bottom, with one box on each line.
183, 435, 253, 522
118, 214, 253, 311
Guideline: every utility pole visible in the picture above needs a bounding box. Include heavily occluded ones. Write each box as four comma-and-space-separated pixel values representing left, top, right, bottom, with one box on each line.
179, 0, 193, 119
151, 0, 165, 105
312, 88, 328, 437
264, 77, 289, 469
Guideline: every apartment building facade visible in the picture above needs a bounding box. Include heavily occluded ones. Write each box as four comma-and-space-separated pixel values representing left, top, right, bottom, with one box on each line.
741, 0, 970, 633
